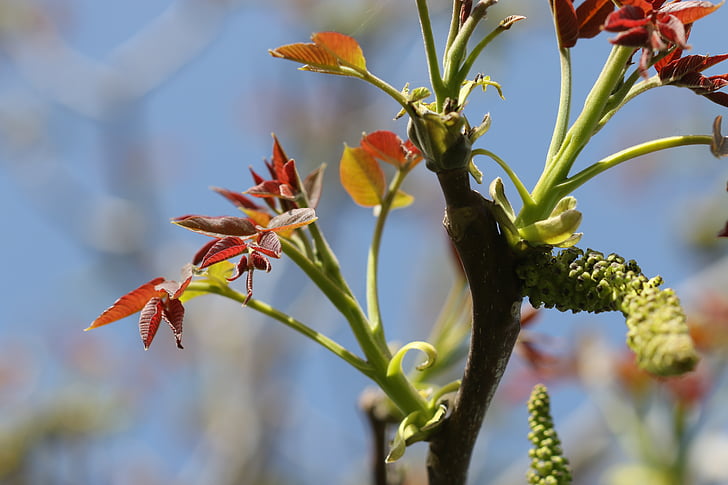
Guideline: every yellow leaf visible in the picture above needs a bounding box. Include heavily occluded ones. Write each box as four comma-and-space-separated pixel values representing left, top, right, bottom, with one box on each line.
391, 190, 414, 210
339, 145, 385, 207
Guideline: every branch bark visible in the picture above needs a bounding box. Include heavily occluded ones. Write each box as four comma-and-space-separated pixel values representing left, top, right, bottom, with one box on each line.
426, 168, 522, 485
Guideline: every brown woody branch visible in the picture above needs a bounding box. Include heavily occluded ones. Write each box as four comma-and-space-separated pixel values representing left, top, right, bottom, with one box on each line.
426, 168, 522, 485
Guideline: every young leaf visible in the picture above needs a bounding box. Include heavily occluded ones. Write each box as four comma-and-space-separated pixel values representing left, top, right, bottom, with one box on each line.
198, 237, 249, 269
212, 187, 261, 210
550, 0, 579, 48
391, 190, 415, 210
339, 145, 386, 207
269, 32, 367, 76
173, 215, 258, 238
85, 277, 165, 330
162, 298, 185, 349
361, 131, 411, 167
303, 165, 326, 208
139, 297, 165, 350
311, 32, 367, 71
266, 207, 318, 233
576, 0, 615, 38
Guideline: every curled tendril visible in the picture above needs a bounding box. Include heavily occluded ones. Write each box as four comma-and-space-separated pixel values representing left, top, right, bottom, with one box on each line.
386, 410, 421, 463
386, 341, 439, 378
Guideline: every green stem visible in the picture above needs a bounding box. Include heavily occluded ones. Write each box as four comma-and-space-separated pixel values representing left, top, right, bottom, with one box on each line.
472, 148, 535, 209
522, 45, 635, 224
457, 16, 522, 91
555, 135, 712, 197
280, 238, 428, 414
368, 169, 409, 348
443, 0, 496, 97
416, 0, 446, 107
546, 47, 572, 166
596, 76, 662, 133
186, 280, 373, 376
445, 0, 464, 57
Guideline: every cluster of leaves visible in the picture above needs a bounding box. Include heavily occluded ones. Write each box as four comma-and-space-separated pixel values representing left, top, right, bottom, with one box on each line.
86, 137, 319, 349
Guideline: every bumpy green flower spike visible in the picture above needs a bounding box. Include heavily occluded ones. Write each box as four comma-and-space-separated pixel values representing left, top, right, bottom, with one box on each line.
527, 384, 572, 485
516, 247, 698, 376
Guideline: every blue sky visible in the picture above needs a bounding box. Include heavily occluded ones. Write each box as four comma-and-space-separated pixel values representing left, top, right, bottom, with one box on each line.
1, 1, 728, 483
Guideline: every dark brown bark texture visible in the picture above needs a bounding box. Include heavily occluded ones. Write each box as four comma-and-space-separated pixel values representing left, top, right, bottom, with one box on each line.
426, 168, 522, 485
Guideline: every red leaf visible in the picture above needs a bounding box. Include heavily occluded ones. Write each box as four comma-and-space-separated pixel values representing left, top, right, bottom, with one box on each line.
255, 231, 282, 258
266, 208, 318, 232
85, 277, 165, 330
162, 298, 185, 349
154, 265, 194, 299
550, 0, 579, 48
659, 0, 722, 25
576, 0, 615, 38
271, 134, 290, 180
193, 238, 221, 266
361, 131, 409, 167
228, 255, 249, 282
339, 145, 386, 206
212, 187, 261, 210
719, 220, 728, 237
173, 215, 258, 238
246, 180, 296, 200
199, 237, 249, 269
604, 5, 650, 30
139, 297, 164, 350
251, 252, 272, 272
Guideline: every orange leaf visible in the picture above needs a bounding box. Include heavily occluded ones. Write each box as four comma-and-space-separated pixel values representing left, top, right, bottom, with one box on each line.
311, 32, 367, 71
361, 131, 409, 167
269, 43, 340, 73
269, 32, 367, 75
339, 145, 386, 207
85, 277, 165, 330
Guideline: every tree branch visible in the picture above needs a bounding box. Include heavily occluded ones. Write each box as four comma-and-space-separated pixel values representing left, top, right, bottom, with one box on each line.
427, 168, 522, 485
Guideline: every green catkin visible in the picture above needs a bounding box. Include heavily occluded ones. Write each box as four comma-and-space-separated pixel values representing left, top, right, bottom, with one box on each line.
527, 384, 572, 485
516, 247, 698, 376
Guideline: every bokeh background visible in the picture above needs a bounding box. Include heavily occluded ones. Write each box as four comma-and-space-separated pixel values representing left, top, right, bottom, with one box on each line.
1, 0, 728, 484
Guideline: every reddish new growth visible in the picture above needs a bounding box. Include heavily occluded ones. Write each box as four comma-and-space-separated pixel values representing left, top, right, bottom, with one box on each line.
603, 0, 722, 75
86, 137, 319, 349
85, 266, 193, 350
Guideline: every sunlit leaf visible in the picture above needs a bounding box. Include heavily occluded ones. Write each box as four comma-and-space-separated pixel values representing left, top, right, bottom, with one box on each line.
269, 42, 341, 74
576, 0, 615, 38
339, 145, 386, 207
266, 208, 318, 232
139, 297, 164, 350
361, 131, 409, 167
85, 277, 165, 330
660, 0, 723, 25
311, 32, 367, 71
199, 237, 249, 269
173, 215, 258, 238
269, 32, 367, 76
391, 190, 415, 210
